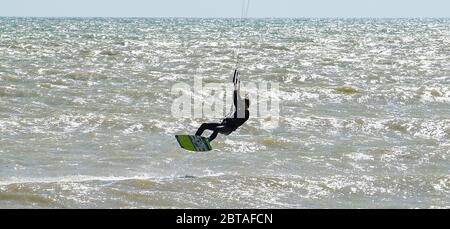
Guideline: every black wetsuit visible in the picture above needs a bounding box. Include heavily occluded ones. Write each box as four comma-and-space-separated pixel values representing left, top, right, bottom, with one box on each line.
196, 90, 249, 142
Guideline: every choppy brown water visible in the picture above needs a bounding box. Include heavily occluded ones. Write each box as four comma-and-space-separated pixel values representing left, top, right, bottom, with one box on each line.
1, 18, 450, 208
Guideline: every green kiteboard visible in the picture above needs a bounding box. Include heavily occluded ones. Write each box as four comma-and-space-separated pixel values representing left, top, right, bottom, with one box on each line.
175, 135, 212, 152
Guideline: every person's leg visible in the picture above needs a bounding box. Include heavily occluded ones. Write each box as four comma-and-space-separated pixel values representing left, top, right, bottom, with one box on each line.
208, 130, 220, 142
196, 123, 220, 136
209, 126, 232, 142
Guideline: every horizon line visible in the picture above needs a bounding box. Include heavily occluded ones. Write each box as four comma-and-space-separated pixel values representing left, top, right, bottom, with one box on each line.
1, 16, 450, 19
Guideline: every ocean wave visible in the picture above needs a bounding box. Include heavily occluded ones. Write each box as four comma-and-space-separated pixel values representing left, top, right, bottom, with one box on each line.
1, 174, 449, 208
99, 49, 120, 56
0, 191, 55, 206
284, 116, 450, 140
335, 85, 360, 94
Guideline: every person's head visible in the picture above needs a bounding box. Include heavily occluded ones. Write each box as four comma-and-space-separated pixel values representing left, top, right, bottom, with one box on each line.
244, 98, 250, 110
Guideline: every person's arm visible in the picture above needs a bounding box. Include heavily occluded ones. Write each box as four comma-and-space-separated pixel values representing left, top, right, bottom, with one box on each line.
233, 69, 238, 85
234, 89, 238, 108
234, 80, 242, 108
232, 69, 243, 108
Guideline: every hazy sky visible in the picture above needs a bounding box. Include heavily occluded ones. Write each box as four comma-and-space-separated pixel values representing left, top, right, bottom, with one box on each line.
1, 0, 450, 18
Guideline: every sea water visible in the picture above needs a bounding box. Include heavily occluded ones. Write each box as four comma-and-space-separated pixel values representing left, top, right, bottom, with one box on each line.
0, 18, 450, 208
